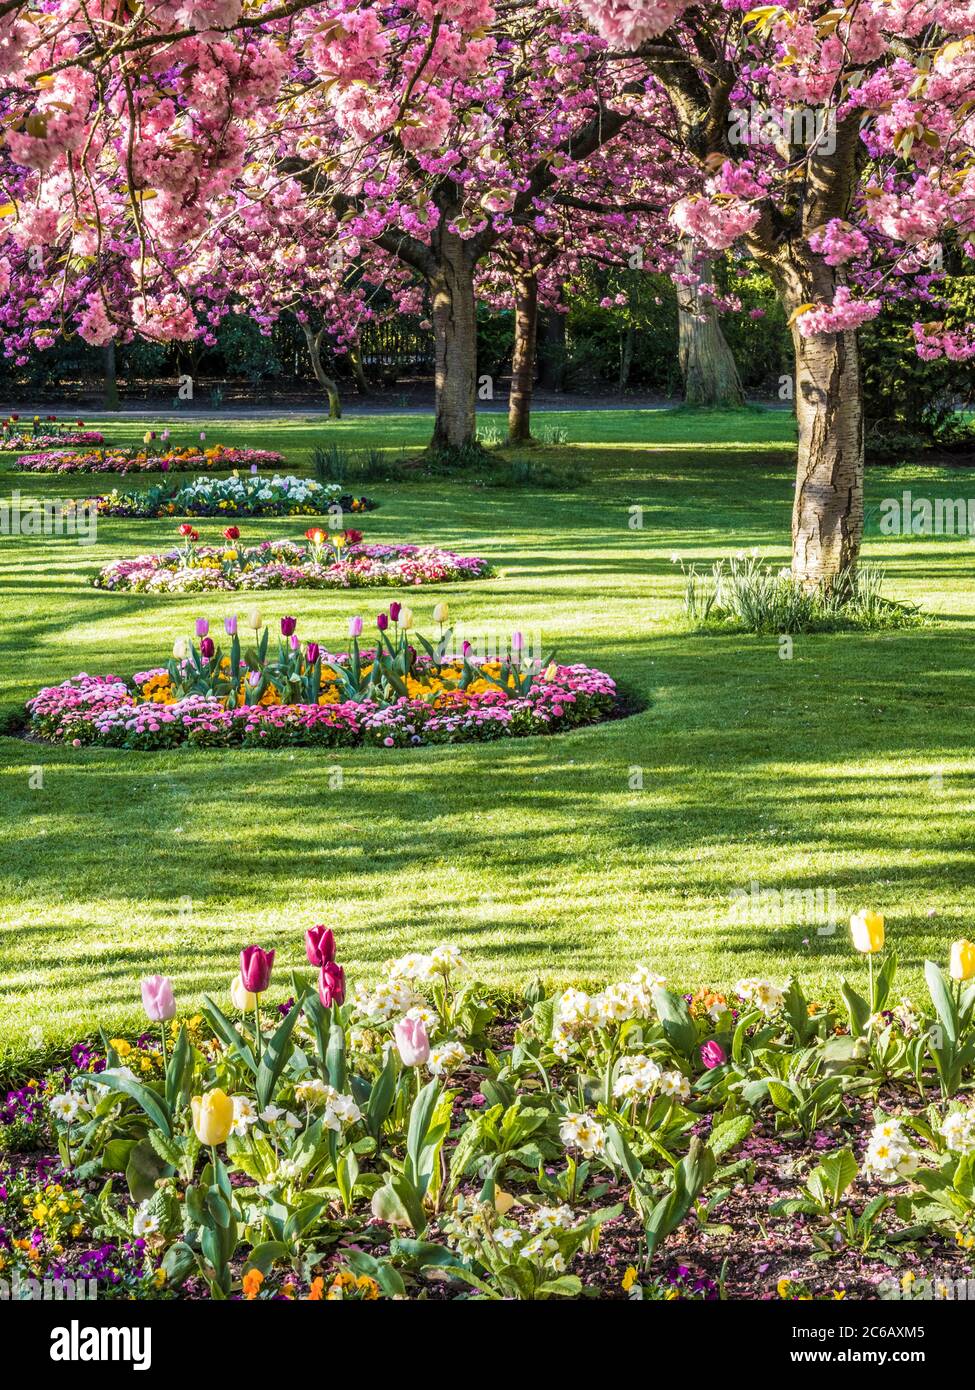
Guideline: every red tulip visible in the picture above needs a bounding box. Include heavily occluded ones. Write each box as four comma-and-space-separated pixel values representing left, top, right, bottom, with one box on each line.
318, 962, 345, 1008
305, 925, 336, 967
240, 945, 275, 994
345, 529, 363, 545
223, 526, 240, 541
179, 523, 195, 537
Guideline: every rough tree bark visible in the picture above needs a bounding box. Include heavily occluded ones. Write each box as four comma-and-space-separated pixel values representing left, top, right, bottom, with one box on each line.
429, 224, 478, 451
774, 259, 864, 589
676, 241, 744, 407
507, 271, 538, 443
300, 322, 342, 420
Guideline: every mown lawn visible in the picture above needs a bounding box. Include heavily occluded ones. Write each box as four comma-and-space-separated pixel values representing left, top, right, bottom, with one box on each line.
1, 405, 974, 1060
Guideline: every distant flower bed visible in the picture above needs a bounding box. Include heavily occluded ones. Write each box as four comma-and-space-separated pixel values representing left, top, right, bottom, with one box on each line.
92, 525, 493, 593
26, 607, 617, 750
91, 474, 374, 519
15, 444, 283, 474
0, 413, 104, 449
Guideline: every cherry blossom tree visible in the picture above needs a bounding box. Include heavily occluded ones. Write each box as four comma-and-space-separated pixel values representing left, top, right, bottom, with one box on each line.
578, 0, 975, 583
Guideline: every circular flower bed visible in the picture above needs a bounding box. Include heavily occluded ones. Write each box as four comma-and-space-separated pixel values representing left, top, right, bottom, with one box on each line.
26, 608, 617, 750
15, 443, 283, 474
91, 525, 493, 593
91, 473, 374, 518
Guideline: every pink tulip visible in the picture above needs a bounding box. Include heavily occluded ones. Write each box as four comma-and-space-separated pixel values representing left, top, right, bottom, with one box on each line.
195, 618, 209, 638
240, 945, 274, 994
305, 925, 336, 967
394, 1016, 430, 1067
318, 961, 345, 1008
141, 974, 175, 1022
700, 1040, 726, 1070
348, 616, 363, 638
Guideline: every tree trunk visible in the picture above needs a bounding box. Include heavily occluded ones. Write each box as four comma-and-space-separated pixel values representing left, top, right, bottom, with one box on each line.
507, 273, 538, 443
301, 322, 342, 420
430, 228, 478, 451
537, 310, 566, 391
349, 344, 371, 396
103, 341, 120, 410
676, 243, 744, 407
777, 264, 864, 589
619, 325, 634, 392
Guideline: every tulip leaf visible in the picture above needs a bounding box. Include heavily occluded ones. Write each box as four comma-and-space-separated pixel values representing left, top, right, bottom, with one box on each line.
326, 1020, 347, 1092
925, 959, 959, 1046
301, 992, 330, 1073
256, 991, 308, 1110
201, 995, 258, 1074
165, 1023, 194, 1111
79, 1070, 172, 1138
652, 986, 697, 1057
245, 1242, 290, 1276
126, 1138, 174, 1202
365, 1045, 398, 1142
406, 1079, 442, 1194
161, 1241, 198, 1288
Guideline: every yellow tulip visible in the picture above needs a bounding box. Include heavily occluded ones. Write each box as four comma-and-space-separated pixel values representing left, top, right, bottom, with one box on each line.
850, 909, 885, 954
544, 662, 558, 681
432, 602, 449, 625
231, 974, 257, 1011
398, 605, 414, 630
950, 939, 975, 982
245, 607, 262, 630
191, 1089, 234, 1147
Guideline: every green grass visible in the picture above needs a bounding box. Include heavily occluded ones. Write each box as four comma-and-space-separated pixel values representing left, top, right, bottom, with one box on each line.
2, 404, 974, 1059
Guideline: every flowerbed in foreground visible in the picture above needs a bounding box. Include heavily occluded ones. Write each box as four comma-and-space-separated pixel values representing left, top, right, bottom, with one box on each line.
3, 921, 975, 1301
91, 525, 493, 593
25, 607, 616, 750
16, 444, 283, 475
90, 473, 374, 519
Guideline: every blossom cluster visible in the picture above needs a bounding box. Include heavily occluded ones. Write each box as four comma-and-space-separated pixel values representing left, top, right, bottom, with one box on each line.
91, 474, 370, 519
860, 1114, 921, 1183
92, 538, 492, 594
15, 444, 283, 475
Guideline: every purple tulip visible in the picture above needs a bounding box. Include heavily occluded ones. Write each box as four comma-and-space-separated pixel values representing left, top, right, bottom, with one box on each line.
141, 975, 175, 1023
462, 640, 472, 656
199, 636, 215, 660
305, 642, 321, 663
700, 1040, 726, 1070
224, 615, 238, 636
377, 613, 388, 632
348, 616, 363, 639
195, 618, 209, 638
318, 961, 345, 1008
240, 945, 275, 994
305, 925, 336, 967
280, 616, 297, 637
511, 630, 524, 652
389, 601, 401, 623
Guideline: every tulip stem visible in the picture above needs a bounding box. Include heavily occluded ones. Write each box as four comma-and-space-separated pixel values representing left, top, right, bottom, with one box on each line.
160, 1023, 168, 1073
254, 997, 262, 1067
868, 956, 874, 1012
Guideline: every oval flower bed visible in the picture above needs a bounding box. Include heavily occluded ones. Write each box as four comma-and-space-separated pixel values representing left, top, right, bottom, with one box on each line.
91, 525, 493, 593
90, 473, 374, 519
15, 443, 283, 474
25, 608, 617, 750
